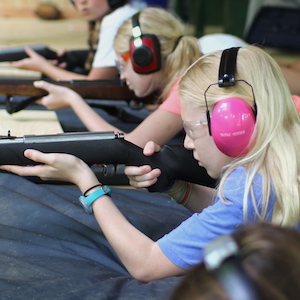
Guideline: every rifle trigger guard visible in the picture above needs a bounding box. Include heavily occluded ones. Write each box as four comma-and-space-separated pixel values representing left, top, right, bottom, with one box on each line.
128, 100, 144, 110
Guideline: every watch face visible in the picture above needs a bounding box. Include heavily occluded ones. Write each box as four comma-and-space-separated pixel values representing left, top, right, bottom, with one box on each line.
79, 196, 93, 214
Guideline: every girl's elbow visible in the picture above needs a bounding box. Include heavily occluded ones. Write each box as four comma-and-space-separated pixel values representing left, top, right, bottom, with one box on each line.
129, 269, 153, 282
129, 267, 165, 283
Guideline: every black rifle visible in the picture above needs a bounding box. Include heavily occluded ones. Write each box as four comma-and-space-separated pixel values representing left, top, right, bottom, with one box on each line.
0, 44, 88, 71
0, 44, 58, 61
0, 131, 216, 192
0, 78, 157, 114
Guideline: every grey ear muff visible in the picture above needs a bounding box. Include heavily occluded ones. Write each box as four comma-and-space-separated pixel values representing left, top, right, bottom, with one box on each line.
204, 234, 260, 300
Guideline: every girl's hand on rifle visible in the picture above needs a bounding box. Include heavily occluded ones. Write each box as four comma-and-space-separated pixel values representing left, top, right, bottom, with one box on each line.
51, 49, 68, 69
124, 141, 162, 189
0, 149, 98, 191
34, 80, 81, 109
10, 47, 48, 72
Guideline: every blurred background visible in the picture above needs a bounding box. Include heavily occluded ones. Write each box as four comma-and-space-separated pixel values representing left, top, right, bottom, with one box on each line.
0, 0, 299, 65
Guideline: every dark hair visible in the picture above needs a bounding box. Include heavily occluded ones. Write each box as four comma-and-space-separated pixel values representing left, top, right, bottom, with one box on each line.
69, 0, 128, 10
170, 222, 300, 300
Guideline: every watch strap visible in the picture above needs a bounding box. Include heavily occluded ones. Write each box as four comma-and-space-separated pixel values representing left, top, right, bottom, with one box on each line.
79, 185, 111, 214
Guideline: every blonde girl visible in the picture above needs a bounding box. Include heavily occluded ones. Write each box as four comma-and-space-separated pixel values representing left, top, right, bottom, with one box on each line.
179, 45, 300, 226
2, 45, 299, 282
33, 7, 201, 147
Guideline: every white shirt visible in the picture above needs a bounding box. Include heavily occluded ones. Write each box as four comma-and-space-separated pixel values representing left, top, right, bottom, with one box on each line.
92, 4, 138, 68
198, 33, 249, 55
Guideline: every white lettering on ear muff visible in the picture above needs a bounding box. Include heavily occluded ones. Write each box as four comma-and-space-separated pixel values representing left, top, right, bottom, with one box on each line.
211, 97, 256, 157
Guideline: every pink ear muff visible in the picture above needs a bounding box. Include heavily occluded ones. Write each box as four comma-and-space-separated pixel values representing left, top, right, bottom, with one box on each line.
211, 97, 256, 157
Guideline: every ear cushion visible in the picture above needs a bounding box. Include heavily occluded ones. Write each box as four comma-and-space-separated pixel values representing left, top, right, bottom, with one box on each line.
132, 45, 153, 67
211, 97, 256, 157
130, 34, 161, 74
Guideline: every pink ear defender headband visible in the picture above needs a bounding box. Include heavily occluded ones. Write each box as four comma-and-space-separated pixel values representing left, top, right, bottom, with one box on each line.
204, 47, 257, 157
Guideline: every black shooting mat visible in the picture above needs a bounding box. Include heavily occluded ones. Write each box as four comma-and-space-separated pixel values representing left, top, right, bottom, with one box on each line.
0, 95, 189, 298
0, 172, 192, 299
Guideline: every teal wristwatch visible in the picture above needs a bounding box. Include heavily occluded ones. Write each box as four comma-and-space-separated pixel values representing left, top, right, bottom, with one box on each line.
79, 185, 111, 214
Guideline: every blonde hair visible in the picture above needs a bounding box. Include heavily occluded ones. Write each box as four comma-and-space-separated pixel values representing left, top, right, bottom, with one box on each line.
180, 45, 300, 227
113, 7, 201, 102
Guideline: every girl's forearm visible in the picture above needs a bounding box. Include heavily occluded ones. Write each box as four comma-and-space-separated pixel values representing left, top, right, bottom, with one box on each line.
40, 62, 88, 81
185, 184, 216, 213
69, 95, 122, 132
164, 180, 215, 212
92, 195, 160, 281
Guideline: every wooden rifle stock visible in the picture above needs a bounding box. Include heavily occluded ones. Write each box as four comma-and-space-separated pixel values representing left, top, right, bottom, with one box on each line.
0, 78, 158, 114
0, 78, 156, 102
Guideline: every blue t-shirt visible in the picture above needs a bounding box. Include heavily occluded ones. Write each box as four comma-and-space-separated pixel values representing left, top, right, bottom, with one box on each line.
157, 166, 275, 270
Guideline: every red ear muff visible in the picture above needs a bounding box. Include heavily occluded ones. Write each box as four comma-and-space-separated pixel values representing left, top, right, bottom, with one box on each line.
130, 34, 161, 74
211, 97, 256, 157
130, 12, 161, 74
